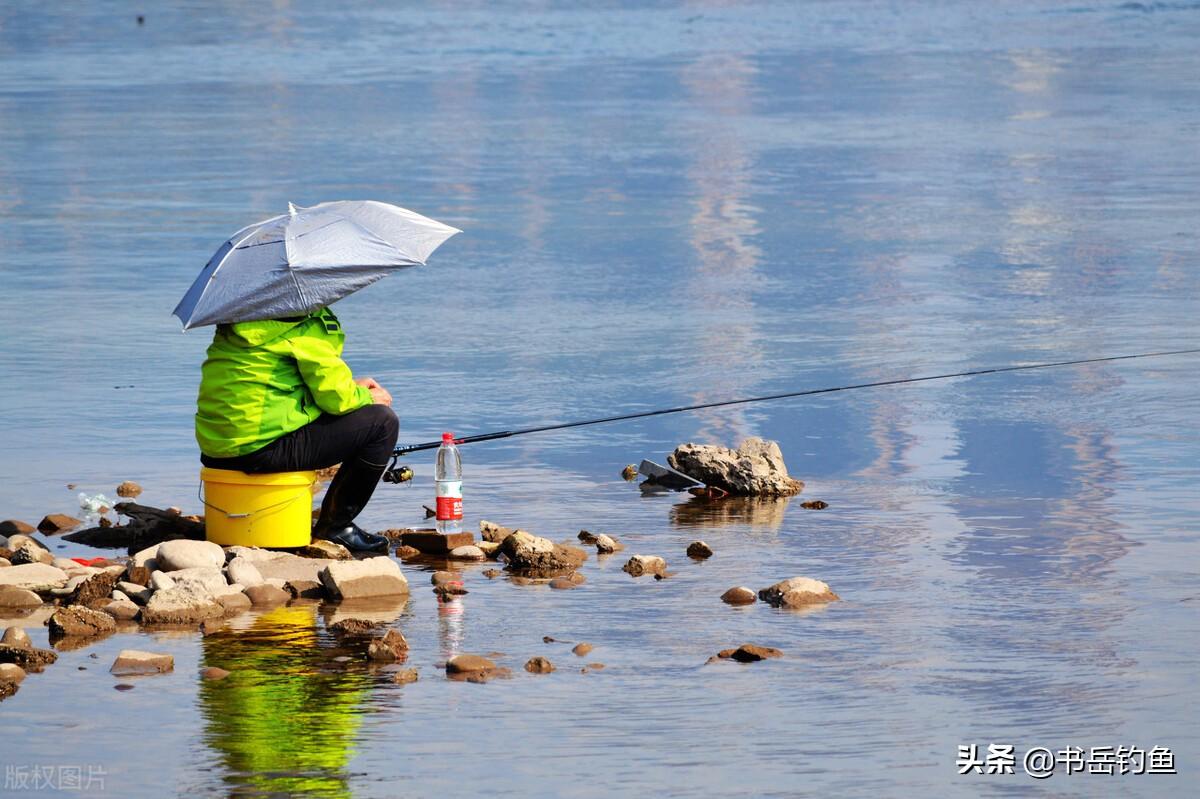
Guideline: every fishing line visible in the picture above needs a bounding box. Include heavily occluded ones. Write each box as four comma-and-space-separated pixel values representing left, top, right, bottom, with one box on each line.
389, 347, 1199, 461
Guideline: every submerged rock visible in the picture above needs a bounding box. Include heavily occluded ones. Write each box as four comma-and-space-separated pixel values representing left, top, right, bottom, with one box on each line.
716, 644, 782, 663
524, 656, 555, 674
800, 500, 828, 510
720, 586, 757, 605
571, 642, 593, 657
201, 666, 231, 680
758, 577, 839, 608
366, 629, 409, 662
548, 573, 585, 590
686, 541, 713, 559
446, 654, 497, 677
392, 668, 419, 685
499, 531, 587, 575
668, 437, 803, 496
48, 605, 117, 637
0, 643, 57, 671
622, 555, 667, 578
110, 649, 173, 675
328, 618, 381, 637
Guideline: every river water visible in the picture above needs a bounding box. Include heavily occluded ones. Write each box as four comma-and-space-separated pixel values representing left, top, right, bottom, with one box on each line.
1, 1, 1197, 796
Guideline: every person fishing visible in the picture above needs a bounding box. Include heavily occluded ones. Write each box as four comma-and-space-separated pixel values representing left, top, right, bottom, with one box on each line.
195, 307, 397, 553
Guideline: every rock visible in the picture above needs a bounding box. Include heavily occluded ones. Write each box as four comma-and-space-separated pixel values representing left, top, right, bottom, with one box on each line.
37, 514, 83, 534
0, 586, 43, 608
392, 668, 419, 685
800, 500, 828, 510
328, 618, 381, 636
524, 656, 555, 674
150, 570, 176, 591
430, 571, 460, 586
116, 481, 143, 498
549, 573, 585, 590
479, 520, 514, 543
226, 548, 334, 584
0, 559, 9, 568
717, 644, 783, 663
130, 544, 160, 569
216, 592, 252, 614
116, 582, 152, 604
113, 683, 134, 691
5, 534, 46, 551
366, 629, 409, 662
621, 464, 639, 480
395, 545, 421, 560
499, 531, 587, 575
156, 539, 225, 571
572, 643, 593, 657
319, 557, 409, 600
757, 577, 839, 607
721, 586, 757, 605
449, 545, 485, 561
446, 654, 496, 675
124, 565, 151, 586
398, 530, 474, 554
0, 663, 26, 684
2, 627, 31, 648
482, 568, 501, 579
167, 567, 230, 595
622, 555, 667, 578
72, 570, 121, 606
243, 584, 290, 606
577, 530, 598, 545
201, 666, 231, 680
110, 649, 174, 675
686, 541, 714, 559
100, 599, 140, 620
226, 557, 264, 589
595, 534, 623, 554
10, 543, 53, 566
298, 539, 352, 560
48, 605, 117, 637
140, 583, 225, 625
476, 540, 500, 558
284, 580, 325, 599
0, 680, 18, 701
0, 643, 57, 671
0, 520, 35, 536
668, 437, 804, 496
0, 563, 68, 591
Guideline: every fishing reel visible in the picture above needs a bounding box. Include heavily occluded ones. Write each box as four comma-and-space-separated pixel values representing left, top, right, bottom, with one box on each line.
382, 453, 413, 484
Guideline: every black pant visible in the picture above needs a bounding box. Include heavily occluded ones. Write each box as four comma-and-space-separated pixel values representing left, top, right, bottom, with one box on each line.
201, 405, 400, 473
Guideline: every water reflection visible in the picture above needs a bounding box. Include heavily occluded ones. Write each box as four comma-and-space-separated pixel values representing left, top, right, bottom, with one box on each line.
669, 494, 792, 531
199, 605, 373, 798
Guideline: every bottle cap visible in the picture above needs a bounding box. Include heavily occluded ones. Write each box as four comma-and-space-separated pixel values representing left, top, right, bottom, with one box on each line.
442, 432, 454, 443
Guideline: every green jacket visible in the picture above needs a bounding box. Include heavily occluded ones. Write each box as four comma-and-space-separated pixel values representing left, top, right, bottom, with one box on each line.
195, 308, 372, 458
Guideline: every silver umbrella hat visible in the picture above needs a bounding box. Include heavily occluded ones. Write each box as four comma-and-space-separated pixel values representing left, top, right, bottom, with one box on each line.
173, 200, 461, 329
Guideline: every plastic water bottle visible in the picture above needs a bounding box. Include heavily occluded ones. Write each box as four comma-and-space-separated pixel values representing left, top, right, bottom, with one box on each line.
435, 432, 463, 534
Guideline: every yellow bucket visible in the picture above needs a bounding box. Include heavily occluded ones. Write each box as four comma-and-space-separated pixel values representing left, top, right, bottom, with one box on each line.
200, 467, 316, 548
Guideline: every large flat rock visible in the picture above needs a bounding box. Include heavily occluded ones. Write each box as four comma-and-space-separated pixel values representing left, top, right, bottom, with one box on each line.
0, 563, 69, 591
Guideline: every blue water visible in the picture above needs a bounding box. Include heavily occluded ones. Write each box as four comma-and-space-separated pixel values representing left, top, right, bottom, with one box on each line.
1, 1, 1197, 796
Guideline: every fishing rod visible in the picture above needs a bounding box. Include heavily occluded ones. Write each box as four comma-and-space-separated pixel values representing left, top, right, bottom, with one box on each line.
381, 347, 1199, 481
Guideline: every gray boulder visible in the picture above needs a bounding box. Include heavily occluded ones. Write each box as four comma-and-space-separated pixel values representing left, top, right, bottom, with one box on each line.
156, 540, 225, 571
668, 437, 804, 496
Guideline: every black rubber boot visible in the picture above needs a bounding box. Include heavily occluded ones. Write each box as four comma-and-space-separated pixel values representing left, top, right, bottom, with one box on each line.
312, 458, 390, 553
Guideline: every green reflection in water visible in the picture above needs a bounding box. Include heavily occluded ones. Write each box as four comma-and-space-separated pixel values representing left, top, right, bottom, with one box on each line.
198, 605, 371, 798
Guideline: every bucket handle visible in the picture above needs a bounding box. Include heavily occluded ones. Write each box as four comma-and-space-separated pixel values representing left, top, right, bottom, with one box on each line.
198, 481, 307, 520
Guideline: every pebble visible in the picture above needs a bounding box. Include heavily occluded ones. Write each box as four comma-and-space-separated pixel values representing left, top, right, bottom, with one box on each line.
243, 584, 290, 606
686, 541, 714, 559
2, 627, 31, 648
448, 545, 485, 561
394, 545, 421, 559
721, 586, 757, 605
114, 683, 135, 691
572, 643, 593, 657
392, 668, 419, 685
524, 656, 555, 674
111, 649, 174, 675
226, 557, 264, 589
622, 555, 667, 578
156, 540, 225, 572
115, 481, 143, 498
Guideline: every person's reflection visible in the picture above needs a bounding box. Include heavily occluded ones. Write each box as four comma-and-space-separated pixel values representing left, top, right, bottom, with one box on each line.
198, 605, 371, 798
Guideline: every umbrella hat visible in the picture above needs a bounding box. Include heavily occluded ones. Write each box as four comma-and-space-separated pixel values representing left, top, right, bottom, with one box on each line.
173, 200, 461, 329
